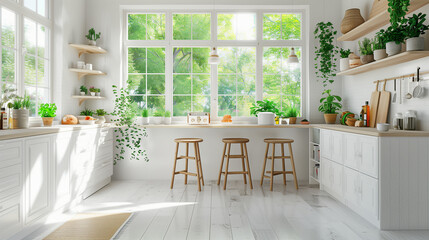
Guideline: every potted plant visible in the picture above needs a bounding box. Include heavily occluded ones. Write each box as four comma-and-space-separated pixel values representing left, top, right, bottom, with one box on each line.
404, 13, 429, 51
314, 22, 338, 88
80, 85, 88, 96
339, 48, 351, 71
85, 28, 101, 46
285, 104, 299, 124
95, 88, 101, 96
151, 109, 164, 125
164, 110, 172, 125
382, 26, 406, 56
38, 103, 57, 127
250, 100, 279, 125
373, 31, 388, 61
358, 38, 374, 64
11, 95, 30, 129
89, 86, 97, 96
96, 109, 107, 124
79, 108, 94, 121
141, 109, 149, 125
318, 89, 342, 124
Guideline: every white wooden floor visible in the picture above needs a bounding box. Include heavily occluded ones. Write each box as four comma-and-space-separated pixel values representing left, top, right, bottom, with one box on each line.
26, 180, 429, 240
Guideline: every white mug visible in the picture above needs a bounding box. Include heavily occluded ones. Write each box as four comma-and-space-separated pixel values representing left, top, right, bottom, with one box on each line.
85, 63, 93, 70
77, 61, 85, 69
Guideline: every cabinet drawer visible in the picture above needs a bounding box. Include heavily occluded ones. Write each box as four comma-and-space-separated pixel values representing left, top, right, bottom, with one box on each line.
0, 141, 23, 168
99, 128, 113, 142
0, 194, 22, 237
344, 134, 379, 179
0, 165, 22, 201
96, 140, 113, 159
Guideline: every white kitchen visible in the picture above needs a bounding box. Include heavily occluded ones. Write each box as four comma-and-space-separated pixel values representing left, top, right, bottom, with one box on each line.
1, 0, 429, 239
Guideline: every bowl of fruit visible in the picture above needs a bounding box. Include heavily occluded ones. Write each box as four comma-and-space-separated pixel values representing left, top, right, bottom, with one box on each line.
79, 116, 98, 125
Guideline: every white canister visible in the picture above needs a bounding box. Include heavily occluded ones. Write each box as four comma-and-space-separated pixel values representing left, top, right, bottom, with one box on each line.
77, 61, 85, 69
85, 63, 93, 70
339, 58, 350, 72
257, 112, 275, 125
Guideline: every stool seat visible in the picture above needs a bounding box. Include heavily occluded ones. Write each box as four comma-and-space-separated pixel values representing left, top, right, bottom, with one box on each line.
264, 138, 294, 144
222, 138, 249, 143
174, 138, 203, 143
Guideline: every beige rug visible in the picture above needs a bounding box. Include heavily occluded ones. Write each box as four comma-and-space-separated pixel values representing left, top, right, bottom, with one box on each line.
43, 212, 132, 240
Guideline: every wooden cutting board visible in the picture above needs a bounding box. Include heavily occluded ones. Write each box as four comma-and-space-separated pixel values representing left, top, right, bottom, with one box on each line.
369, 81, 380, 128
376, 80, 391, 124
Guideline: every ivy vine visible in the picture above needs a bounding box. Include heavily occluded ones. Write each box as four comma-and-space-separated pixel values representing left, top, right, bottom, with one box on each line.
388, 0, 410, 27
314, 22, 339, 88
111, 84, 148, 164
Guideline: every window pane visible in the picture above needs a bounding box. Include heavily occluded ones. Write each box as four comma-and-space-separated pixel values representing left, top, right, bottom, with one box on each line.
237, 74, 255, 95
173, 96, 190, 116
192, 75, 210, 95
128, 48, 146, 73
24, 55, 36, 85
218, 13, 256, 40
37, 87, 49, 105
147, 48, 165, 73
147, 14, 165, 40
2, 48, 15, 83
128, 75, 146, 94
193, 96, 210, 112
147, 96, 165, 112
128, 14, 146, 40
218, 48, 236, 73
237, 48, 256, 73
263, 47, 281, 74
263, 14, 281, 40
173, 75, 191, 94
192, 14, 210, 40
237, 95, 254, 116
24, 0, 36, 12
37, 58, 48, 87
218, 75, 235, 95
218, 96, 236, 116
2, 8, 16, 48
282, 14, 301, 40
173, 14, 191, 40
263, 75, 281, 95
192, 48, 210, 73
37, 0, 46, 16
173, 47, 191, 73
24, 86, 37, 116
130, 95, 146, 110
147, 75, 165, 94
24, 19, 37, 55
38, 25, 48, 59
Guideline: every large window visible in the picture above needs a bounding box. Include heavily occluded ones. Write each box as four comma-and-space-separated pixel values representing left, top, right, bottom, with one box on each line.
124, 8, 305, 118
0, 0, 51, 117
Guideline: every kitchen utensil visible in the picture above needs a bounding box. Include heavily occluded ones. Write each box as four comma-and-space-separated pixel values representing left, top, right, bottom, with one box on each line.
392, 78, 397, 103
376, 123, 390, 132
405, 77, 413, 99
413, 67, 424, 98
369, 81, 380, 128
376, 79, 391, 125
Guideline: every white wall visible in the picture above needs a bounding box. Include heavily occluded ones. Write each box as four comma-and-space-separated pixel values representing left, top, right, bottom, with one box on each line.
341, 1, 429, 130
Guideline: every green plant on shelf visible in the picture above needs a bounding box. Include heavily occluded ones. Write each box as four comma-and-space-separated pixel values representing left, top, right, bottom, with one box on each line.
318, 89, 342, 114
153, 109, 165, 117
249, 100, 280, 117
85, 28, 101, 41
381, 25, 406, 44
340, 48, 351, 58
358, 38, 374, 56
38, 103, 57, 118
142, 109, 149, 118
387, 0, 410, 28
373, 31, 387, 50
285, 104, 299, 118
80, 85, 88, 94
404, 13, 429, 39
80, 109, 94, 116
96, 109, 107, 116
12, 95, 31, 110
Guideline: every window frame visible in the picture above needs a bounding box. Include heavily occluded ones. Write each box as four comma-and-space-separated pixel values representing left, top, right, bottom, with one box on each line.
122, 6, 307, 121
0, 0, 53, 119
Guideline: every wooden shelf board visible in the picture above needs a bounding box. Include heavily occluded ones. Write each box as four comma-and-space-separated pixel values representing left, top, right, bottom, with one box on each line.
70, 44, 107, 57
72, 95, 105, 106
338, 0, 429, 41
337, 51, 429, 76
69, 68, 106, 79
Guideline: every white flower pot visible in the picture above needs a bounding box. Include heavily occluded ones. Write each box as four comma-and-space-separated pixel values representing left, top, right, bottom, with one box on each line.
141, 117, 149, 125
96, 92, 101, 96
150, 117, 163, 125
90, 92, 95, 96
340, 58, 350, 72
386, 41, 402, 56
88, 40, 96, 46
96, 116, 105, 124
374, 49, 387, 61
164, 117, 172, 125
80, 92, 86, 96
406, 37, 425, 51
12, 109, 29, 129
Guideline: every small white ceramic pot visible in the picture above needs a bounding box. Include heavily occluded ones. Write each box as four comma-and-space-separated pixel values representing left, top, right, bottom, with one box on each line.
95, 116, 106, 124
406, 37, 425, 51
96, 92, 101, 96
377, 123, 390, 132
80, 92, 86, 96
90, 92, 95, 96
89, 40, 96, 46
141, 117, 149, 125
386, 41, 402, 56
150, 117, 163, 125
164, 117, 172, 125
340, 58, 350, 71
374, 49, 387, 61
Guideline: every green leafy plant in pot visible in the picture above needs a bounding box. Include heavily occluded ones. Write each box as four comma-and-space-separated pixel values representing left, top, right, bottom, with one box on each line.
38, 103, 57, 127
80, 85, 88, 96
250, 100, 280, 125
85, 28, 101, 46
382, 25, 406, 56
358, 38, 374, 64
141, 109, 149, 125
314, 22, 339, 88
339, 48, 351, 72
95, 109, 107, 124
151, 109, 165, 125
373, 30, 388, 61
285, 104, 299, 124
319, 89, 342, 124
404, 13, 429, 51
11, 95, 31, 129
163, 110, 172, 125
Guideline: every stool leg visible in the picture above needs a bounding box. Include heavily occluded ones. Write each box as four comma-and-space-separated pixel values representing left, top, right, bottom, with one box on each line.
170, 142, 180, 189
217, 143, 227, 185
240, 143, 247, 185
261, 143, 269, 186
288, 143, 299, 190
270, 143, 275, 191
185, 143, 189, 185
281, 143, 286, 185
223, 143, 232, 190
243, 143, 253, 189
196, 143, 204, 186
194, 143, 201, 191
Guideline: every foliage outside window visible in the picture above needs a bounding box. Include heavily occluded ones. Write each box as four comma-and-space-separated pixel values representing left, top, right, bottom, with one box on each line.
218, 13, 256, 40
263, 13, 301, 40
173, 13, 211, 40
128, 13, 165, 40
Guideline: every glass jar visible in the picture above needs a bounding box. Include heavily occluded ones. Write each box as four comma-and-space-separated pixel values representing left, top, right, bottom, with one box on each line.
393, 113, 403, 130
404, 111, 417, 130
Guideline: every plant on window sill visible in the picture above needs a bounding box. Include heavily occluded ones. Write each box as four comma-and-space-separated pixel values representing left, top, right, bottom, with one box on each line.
314, 22, 338, 89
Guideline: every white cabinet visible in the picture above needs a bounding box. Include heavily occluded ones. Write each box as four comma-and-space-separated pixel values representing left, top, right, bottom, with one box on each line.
344, 134, 378, 178
331, 131, 344, 164
321, 129, 332, 160
54, 132, 75, 210
321, 158, 343, 201
24, 136, 53, 224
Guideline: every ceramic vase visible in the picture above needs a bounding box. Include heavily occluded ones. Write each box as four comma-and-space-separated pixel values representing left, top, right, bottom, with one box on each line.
340, 58, 350, 71
341, 8, 365, 34
386, 41, 402, 56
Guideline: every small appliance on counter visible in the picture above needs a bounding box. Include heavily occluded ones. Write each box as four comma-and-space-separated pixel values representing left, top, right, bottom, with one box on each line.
257, 112, 275, 125
187, 112, 210, 125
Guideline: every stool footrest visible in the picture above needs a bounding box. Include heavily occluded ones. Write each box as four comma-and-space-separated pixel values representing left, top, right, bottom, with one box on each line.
224, 155, 245, 158
177, 156, 196, 160
222, 171, 248, 175
266, 170, 293, 175
267, 156, 291, 159
175, 171, 197, 176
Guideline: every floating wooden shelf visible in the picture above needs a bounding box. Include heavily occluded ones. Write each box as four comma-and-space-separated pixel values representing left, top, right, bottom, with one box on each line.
69, 68, 106, 80
337, 51, 429, 76
69, 44, 107, 57
338, 0, 429, 41
72, 95, 105, 106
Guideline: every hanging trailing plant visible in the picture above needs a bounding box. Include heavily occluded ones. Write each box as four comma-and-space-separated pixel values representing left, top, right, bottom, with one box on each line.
314, 22, 339, 88
388, 0, 410, 27
111, 84, 148, 164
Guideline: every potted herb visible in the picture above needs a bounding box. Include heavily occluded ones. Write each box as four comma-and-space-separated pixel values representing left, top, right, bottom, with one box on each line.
141, 109, 149, 125
318, 89, 342, 124
250, 100, 279, 125
285, 104, 299, 124
79, 108, 94, 121
358, 38, 374, 64
11, 95, 30, 129
164, 110, 172, 125
80, 85, 88, 96
89, 86, 97, 96
85, 28, 101, 46
404, 13, 429, 51
95, 88, 101, 96
339, 48, 351, 72
38, 103, 57, 127
151, 109, 164, 125
383, 25, 406, 56
314, 22, 339, 88
95, 109, 107, 124
373, 31, 388, 61
388, 0, 410, 28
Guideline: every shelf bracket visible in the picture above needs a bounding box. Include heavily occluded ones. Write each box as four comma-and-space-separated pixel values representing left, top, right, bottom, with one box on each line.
77, 73, 88, 80
78, 99, 86, 106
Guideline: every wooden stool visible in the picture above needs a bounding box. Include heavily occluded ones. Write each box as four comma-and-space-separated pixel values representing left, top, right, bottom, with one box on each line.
217, 138, 253, 190
170, 138, 204, 191
261, 138, 298, 191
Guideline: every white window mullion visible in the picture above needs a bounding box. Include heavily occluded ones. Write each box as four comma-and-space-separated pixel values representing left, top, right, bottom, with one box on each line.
210, 11, 218, 120
165, 11, 173, 113
256, 10, 263, 102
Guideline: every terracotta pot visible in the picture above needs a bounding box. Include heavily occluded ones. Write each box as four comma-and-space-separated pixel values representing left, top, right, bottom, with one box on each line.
324, 114, 338, 124
341, 8, 365, 34
374, 49, 387, 61
42, 117, 54, 127
288, 117, 297, 124
360, 54, 374, 64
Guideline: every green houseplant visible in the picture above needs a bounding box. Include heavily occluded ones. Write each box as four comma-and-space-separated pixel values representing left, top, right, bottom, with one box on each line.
11, 95, 31, 129
383, 25, 406, 56
85, 28, 101, 46
404, 13, 429, 51
163, 110, 172, 125
89, 86, 97, 96
96, 109, 107, 124
339, 48, 351, 72
285, 104, 299, 124
314, 22, 339, 88
38, 103, 57, 127
151, 109, 164, 125
373, 30, 388, 61
250, 100, 280, 125
80, 85, 88, 96
141, 109, 149, 125
358, 38, 374, 64
388, 0, 410, 28
80, 109, 94, 117
318, 89, 342, 124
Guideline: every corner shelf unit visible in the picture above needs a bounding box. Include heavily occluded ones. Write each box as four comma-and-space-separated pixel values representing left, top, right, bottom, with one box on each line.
72, 95, 105, 106
69, 68, 106, 80
337, 51, 429, 76
309, 128, 321, 185
338, 0, 429, 41
69, 44, 107, 57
